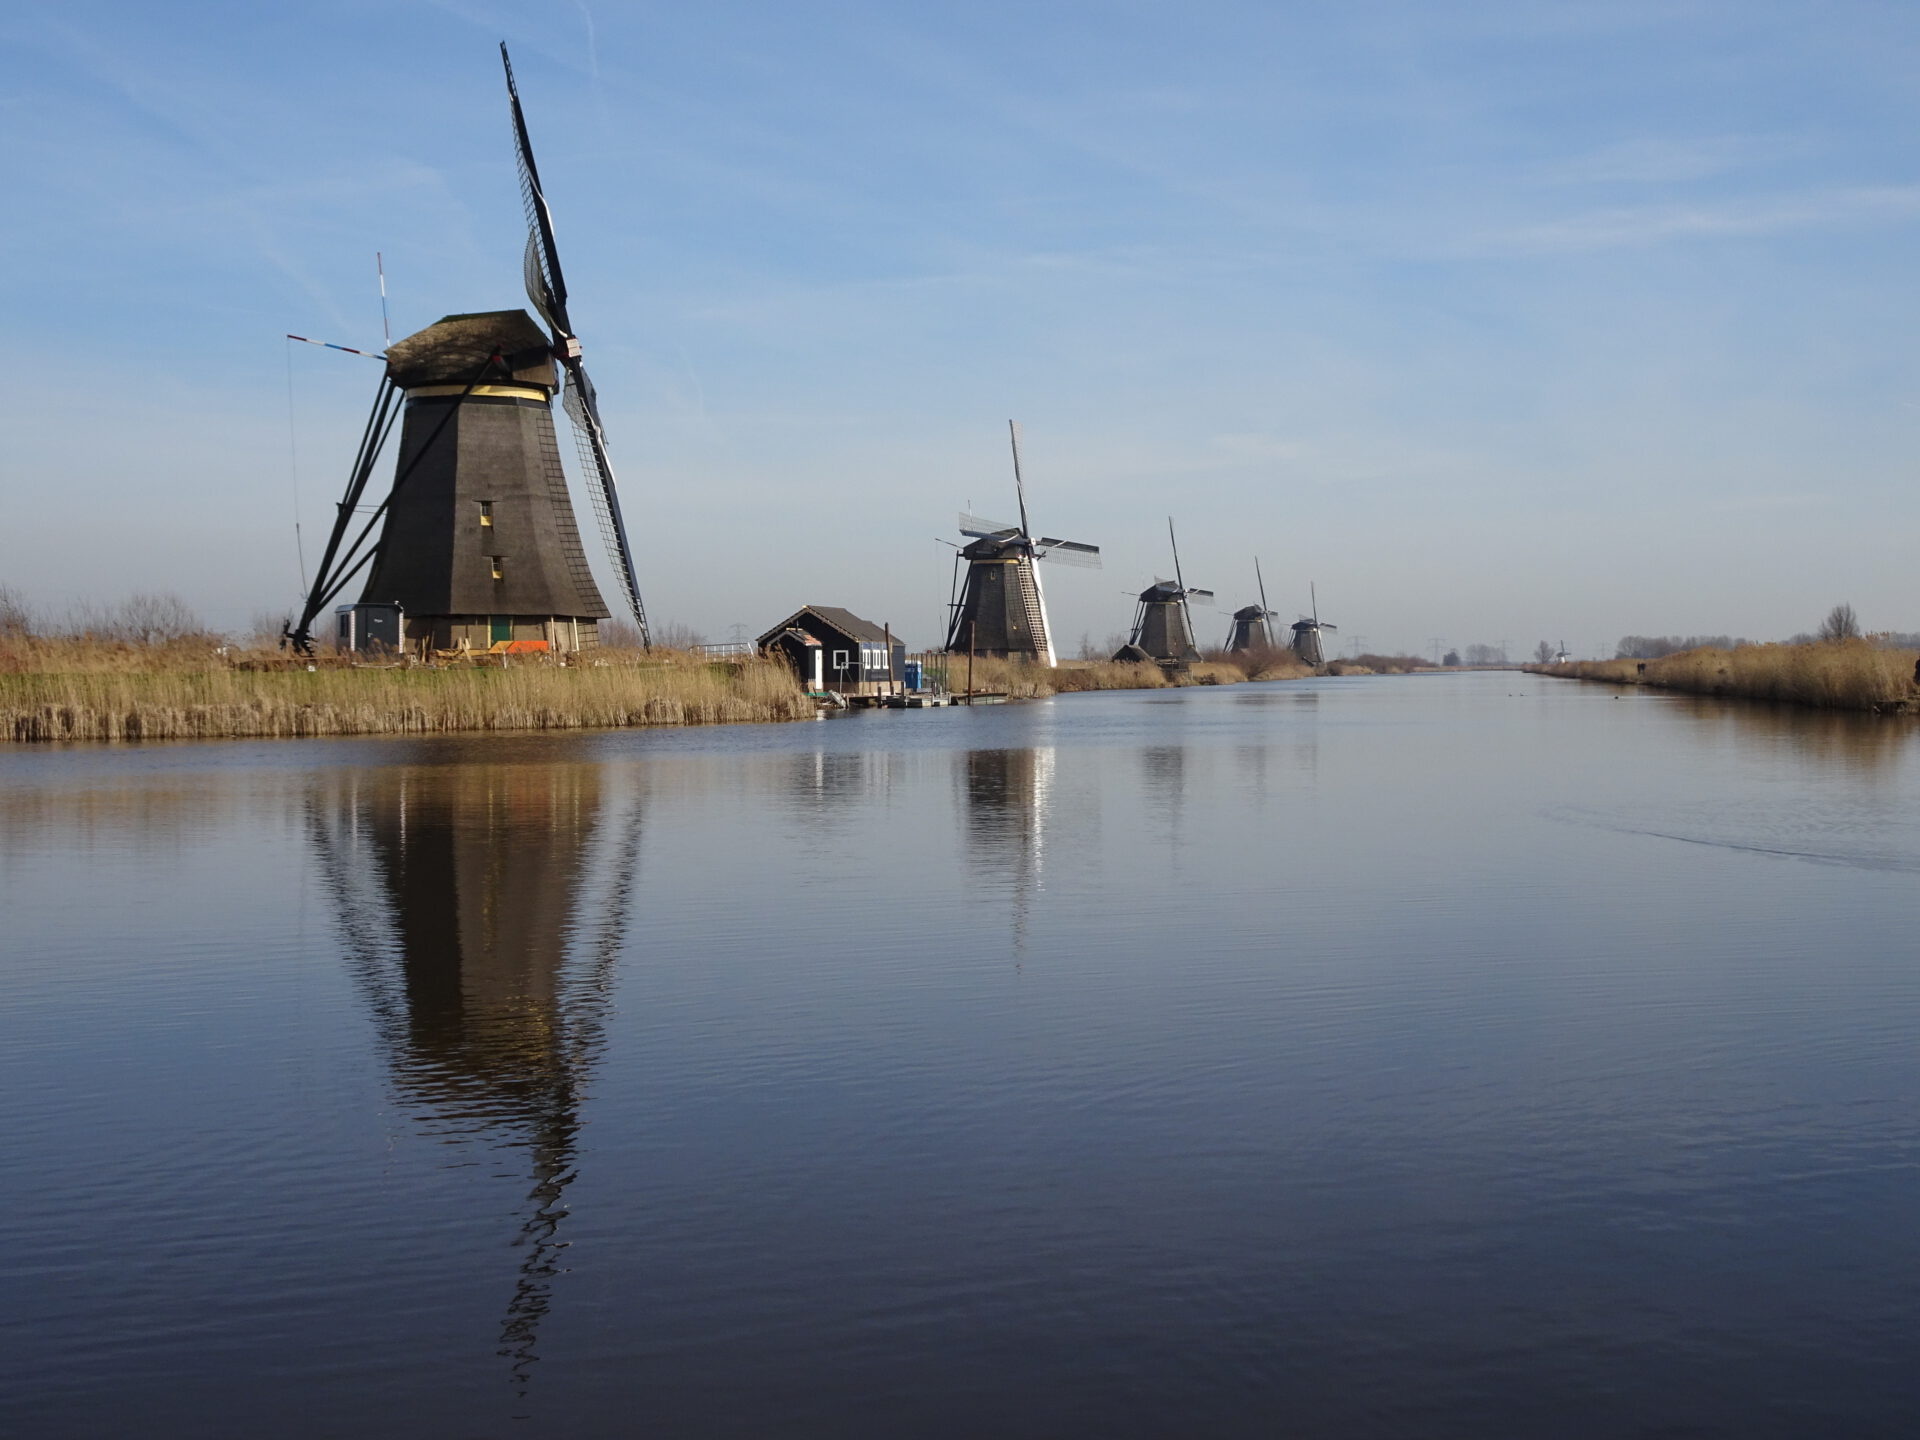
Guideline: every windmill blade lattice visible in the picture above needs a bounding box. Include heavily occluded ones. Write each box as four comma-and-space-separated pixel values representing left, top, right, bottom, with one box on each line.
503, 43, 650, 647
959, 512, 1020, 539
1035, 538, 1101, 569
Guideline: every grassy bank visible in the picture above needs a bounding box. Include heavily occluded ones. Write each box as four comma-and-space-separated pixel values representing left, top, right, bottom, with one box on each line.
1530, 640, 1919, 713
955, 651, 1313, 699
1, 642, 811, 742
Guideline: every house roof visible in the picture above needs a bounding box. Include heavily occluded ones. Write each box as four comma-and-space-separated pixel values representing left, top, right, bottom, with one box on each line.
756, 605, 896, 647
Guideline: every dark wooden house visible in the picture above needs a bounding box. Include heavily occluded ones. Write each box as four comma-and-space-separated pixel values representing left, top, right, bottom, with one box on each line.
758, 606, 905, 698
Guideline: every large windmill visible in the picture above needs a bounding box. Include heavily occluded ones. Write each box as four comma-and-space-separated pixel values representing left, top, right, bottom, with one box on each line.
287, 45, 648, 656
943, 422, 1100, 668
1225, 556, 1279, 652
1289, 583, 1337, 666
1115, 519, 1212, 666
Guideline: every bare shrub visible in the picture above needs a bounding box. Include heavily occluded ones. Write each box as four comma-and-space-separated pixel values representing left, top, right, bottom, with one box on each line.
652, 620, 708, 650
249, 610, 294, 647
0, 584, 32, 637
596, 619, 645, 650
1818, 603, 1861, 643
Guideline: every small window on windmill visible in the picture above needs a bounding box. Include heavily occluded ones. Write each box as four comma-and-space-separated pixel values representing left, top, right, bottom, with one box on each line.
490, 556, 504, 581
479, 501, 494, 528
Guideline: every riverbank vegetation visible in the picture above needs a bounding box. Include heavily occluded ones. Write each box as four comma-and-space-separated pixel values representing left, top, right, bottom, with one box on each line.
953, 655, 1264, 698
1532, 639, 1918, 713
0, 587, 810, 742
3, 654, 813, 742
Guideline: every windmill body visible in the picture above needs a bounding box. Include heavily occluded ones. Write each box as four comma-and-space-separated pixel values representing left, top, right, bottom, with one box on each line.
1289, 619, 1331, 666
943, 423, 1099, 668
355, 310, 609, 653
1119, 580, 1206, 664
1284, 582, 1336, 666
947, 531, 1056, 664
1116, 519, 1211, 667
1226, 605, 1276, 652
1225, 556, 1278, 652
288, 47, 649, 656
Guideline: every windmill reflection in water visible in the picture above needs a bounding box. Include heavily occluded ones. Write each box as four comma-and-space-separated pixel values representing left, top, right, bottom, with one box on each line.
959, 743, 1059, 967
306, 758, 643, 1400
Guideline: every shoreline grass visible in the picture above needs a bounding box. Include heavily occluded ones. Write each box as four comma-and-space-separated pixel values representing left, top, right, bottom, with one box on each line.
1, 643, 813, 743
959, 650, 1316, 698
1529, 640, 1919, 713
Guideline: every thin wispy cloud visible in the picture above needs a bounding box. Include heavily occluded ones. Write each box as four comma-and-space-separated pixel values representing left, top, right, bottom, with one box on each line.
1474, 185, 1920, 254
1538, 135, 1800, 186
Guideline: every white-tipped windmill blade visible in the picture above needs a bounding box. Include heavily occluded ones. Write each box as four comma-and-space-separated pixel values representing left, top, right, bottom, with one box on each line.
503, 44, 650, 648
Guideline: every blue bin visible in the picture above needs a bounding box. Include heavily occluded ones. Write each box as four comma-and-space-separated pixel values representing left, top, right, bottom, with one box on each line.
903, 661, 922, 691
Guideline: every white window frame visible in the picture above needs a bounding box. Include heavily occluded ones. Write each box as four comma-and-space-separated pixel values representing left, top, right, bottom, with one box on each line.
832, 648, 849, 669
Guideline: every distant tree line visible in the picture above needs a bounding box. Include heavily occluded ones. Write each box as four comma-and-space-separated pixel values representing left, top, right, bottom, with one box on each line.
1614, 635, 1752, 659
1616, 605, 1920, 657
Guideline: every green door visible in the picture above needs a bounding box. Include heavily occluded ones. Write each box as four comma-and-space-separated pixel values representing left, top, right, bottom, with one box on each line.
490, 616, 513, 644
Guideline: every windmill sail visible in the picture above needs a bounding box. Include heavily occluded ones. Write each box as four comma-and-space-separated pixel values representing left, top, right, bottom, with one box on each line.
503, 44, 650, 648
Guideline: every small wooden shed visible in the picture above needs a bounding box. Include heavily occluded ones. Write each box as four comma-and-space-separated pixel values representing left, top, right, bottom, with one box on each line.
757, 606, 905, 698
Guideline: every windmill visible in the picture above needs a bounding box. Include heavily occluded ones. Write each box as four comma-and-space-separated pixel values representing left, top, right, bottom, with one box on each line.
287, 45, 648, 656
1115, 518, 1212, 666
1289, 583, 1337, 666
1225, 556, 1280, 652
943, 421, 1100, 667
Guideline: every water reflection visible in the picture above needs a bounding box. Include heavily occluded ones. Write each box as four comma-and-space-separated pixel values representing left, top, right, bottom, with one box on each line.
1138, 744, 1188, 832
782, 747, 900, 822
306, 760, 642, 1401
1666, 694, 1917, 778
957, 746, 1056, 963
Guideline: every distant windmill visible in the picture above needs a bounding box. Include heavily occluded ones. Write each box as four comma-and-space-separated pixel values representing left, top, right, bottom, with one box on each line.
1116, 518, 1213, 666
287, 45, 648, 655
1225, 556, 1279, 652
1289, 583, 1337, 666
943, 421, 1100, 667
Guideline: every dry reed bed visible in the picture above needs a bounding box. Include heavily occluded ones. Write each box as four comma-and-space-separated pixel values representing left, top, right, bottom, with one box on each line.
1531, 641, 1919, 712
2, 657, 811, 742
962, 655, 1305, 698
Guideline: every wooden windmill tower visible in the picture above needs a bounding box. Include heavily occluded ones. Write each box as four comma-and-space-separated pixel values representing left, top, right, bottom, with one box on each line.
288, 46, 649, 656
944, 422, 1100, 667
1115, 519, 1212, 666
1224, 556, 1279, 652
1288, 583, 1337, 666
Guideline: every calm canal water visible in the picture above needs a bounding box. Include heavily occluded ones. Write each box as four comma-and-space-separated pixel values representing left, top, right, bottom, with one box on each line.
4, 672, 1918, 1437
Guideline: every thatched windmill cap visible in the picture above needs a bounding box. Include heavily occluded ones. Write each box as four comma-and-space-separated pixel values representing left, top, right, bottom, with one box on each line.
385, 310, 557, 390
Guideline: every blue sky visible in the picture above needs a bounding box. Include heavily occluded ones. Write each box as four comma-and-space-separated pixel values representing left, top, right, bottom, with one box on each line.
4, 0, 1919, 655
